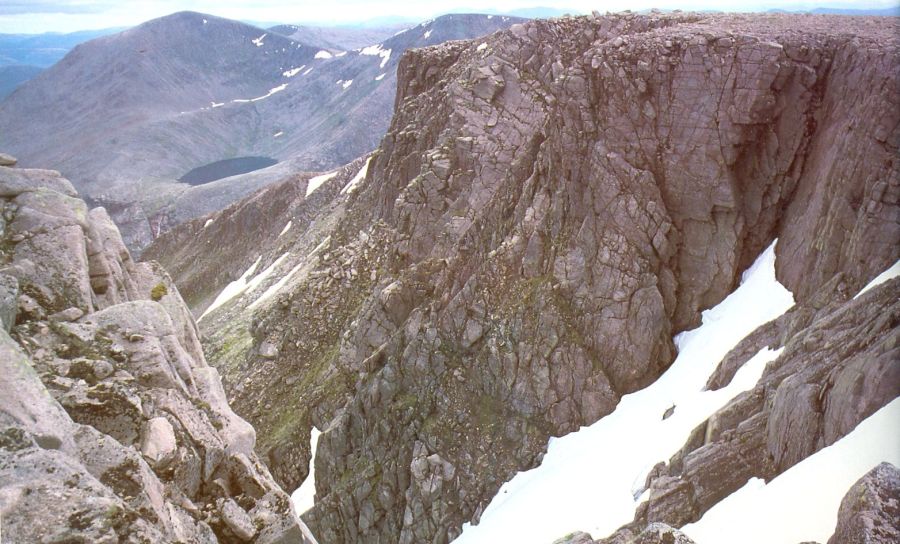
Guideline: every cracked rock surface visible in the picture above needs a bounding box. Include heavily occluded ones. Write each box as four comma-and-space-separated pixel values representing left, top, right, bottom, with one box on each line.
0, 160, 316, 543
147, 11, 898, 544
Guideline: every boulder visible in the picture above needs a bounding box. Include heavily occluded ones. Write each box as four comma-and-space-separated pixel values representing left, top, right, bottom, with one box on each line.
0, 152, 17, 166
219, 498, 257, 541
827, 462, 900, 544
140, 416, 178, 468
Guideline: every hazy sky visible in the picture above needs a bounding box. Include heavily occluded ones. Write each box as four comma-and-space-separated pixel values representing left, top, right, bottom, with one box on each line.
0, 0, 895, 33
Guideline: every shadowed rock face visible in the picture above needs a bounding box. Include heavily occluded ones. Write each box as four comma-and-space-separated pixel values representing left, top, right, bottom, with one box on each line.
147, 11, 898, 544
0, 161, 317, 543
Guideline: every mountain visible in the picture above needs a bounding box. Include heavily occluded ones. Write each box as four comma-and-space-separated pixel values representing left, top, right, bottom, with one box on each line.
0, 157, 317, 542
0, 64, 42, 99
0, 11, 523, 253
268, 23, 408, 51
776, 6, 900, 16
144, 10, 900, 544
0, 27, 123, 67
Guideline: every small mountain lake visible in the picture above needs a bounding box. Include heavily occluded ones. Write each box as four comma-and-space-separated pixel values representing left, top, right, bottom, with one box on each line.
179, 156, 278, 185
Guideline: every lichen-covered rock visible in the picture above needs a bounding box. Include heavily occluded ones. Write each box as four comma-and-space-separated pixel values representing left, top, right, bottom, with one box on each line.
827, 462, 900, 544
0, 272, 17, 331
0, 167, 316, 543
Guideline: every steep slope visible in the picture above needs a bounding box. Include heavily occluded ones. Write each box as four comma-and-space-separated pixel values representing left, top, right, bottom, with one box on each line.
147, 11, 899, 544
0, 159, 317, 543
0, 12, 523, 253
0, 65, 42, 100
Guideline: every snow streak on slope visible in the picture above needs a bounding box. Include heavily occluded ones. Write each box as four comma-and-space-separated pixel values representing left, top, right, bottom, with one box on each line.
854, 259, 900, 299
456, 242, 795, 543
291, 427, 322, 516
248, 237, 331, 311
198, 253, 289, 320
199, 256, 261, 320
341, 157, 371, 194
306, 171, 338, 196
682, 398, 900, 544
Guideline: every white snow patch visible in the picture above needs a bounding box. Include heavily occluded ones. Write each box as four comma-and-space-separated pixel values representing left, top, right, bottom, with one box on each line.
249, 260, 304, 310
282, 65, 306, 77
423, 29, 432, 39
375, 73, 386, 81
251, 83, 287, 102
477, 42, 488, 51
279, 221, 292, 237
199, 256, 261, 320
244, 252, 290, 295
291, 427, 322, 516
203, 18, 208, 24
455, 241, 795, 544
335, 51, 347, 57
305, 171, 338, 197
314, 50, 333, 59
854, 259, 900, 299
341, 157, 371, 195
249, 241, 330, 311
203, 218, 214, 228
682, 398, 900, 544
487, 14, 494, 19
252, 33, 267, 47
302, 67, 313, 76
360, 44, 392, 68
223, 83, 289, 106
198, 252, 292, 320
336, 79, 353, 89
210, 101, 224, 108
273, 131, 283, 138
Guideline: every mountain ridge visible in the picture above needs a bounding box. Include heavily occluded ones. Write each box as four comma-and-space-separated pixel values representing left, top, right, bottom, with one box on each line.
0, 11, 524, 253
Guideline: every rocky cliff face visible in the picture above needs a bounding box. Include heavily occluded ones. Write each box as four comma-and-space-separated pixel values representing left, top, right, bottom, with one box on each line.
147, 11, 899, 543
0, 161, 316, 543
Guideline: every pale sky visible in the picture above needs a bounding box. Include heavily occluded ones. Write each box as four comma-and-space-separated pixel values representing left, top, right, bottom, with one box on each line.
0, 0, 895, 33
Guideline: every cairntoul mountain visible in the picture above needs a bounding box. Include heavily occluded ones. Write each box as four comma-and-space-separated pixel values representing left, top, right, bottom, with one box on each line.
267, 23, 408, 51
143, 9, 900, 544
0, 11, 523, 252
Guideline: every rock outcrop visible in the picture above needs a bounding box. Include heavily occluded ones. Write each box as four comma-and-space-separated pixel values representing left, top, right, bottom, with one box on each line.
147, 11, 898, 544
827, 462, 900, 544
0, 159, 316, 543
